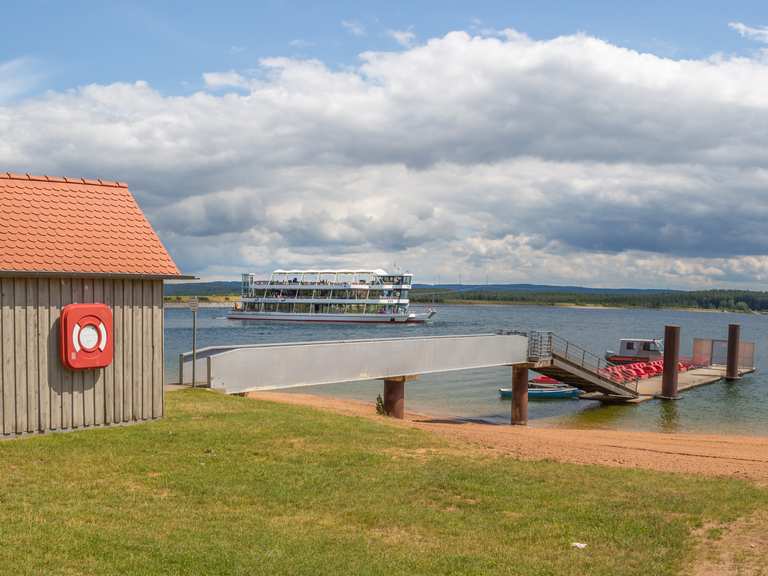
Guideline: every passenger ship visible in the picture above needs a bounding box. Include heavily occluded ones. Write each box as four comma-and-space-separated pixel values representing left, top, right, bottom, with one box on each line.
227, 269, 436, 323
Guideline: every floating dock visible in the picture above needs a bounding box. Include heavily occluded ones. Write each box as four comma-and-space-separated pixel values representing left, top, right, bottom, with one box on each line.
578, 365, 757, 403
630, 365, 756, 403
526, 326, 756, 404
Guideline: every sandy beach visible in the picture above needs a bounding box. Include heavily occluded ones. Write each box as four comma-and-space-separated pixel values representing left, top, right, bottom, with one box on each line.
245, 391, 768, 484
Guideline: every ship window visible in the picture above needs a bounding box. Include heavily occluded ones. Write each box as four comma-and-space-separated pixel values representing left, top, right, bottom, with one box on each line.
642, 342, 652, 351
625, 342, 635, 351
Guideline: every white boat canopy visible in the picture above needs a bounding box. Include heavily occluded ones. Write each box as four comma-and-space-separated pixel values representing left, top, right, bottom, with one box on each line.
271, 269, 405, 276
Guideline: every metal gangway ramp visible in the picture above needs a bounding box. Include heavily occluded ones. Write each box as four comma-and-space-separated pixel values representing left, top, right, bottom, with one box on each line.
180, 333, 530, 394
526, 332, 640, 400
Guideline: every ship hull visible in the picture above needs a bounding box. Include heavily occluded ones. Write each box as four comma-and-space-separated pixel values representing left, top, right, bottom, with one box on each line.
226, 311, 434, 324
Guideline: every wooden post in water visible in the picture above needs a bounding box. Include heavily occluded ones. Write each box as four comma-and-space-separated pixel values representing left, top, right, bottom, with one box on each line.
660, 325, 680, 399
511, 365, 528, 425
383, 377, 406, 419
726, 323, 741, 381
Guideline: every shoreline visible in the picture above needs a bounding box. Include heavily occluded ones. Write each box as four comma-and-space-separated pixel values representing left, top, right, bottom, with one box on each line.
244, 391, 768, 483
414, 300, 761, 315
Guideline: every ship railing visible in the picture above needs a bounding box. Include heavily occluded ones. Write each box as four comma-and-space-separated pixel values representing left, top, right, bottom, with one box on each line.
240, 297, 408, 304
244, 281, 411, 288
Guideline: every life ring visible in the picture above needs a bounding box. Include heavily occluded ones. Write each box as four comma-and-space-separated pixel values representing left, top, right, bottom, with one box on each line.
71, 316, 108, 353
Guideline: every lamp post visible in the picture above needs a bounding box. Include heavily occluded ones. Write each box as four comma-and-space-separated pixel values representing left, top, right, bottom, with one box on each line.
190, 297, 199, 388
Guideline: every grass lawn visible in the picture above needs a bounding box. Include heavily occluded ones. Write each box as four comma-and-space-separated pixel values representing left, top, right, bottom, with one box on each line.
0, 389, 765, 575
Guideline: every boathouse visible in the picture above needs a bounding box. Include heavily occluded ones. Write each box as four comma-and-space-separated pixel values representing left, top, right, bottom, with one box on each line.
0, 172, 186, 437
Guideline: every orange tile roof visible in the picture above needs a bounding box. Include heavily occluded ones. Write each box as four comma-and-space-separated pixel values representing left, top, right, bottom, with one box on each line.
0, 172, 184, 278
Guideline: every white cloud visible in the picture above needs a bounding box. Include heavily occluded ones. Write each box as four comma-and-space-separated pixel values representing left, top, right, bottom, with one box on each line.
289, 39, 315, 48
388, 28, 416, 47
4, 30, 768, 286
729, 21, 768, 43
202, 70, 249, 89
0, 58, 42, 103
469, 18, 506, 38
341, 19, 365, 37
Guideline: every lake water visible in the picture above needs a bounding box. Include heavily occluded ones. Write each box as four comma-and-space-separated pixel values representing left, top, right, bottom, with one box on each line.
164, 304, 767, 436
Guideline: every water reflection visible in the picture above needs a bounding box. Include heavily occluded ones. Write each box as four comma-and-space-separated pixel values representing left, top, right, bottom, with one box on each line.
656, 400, 680, 433
540, 401, 631, 430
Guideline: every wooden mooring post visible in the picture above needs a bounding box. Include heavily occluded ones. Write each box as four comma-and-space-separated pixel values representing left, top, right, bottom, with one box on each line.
726, 323, 741, 381
660, 325, 680, 400
511, 365, 529, 425
382, 376, 418, 419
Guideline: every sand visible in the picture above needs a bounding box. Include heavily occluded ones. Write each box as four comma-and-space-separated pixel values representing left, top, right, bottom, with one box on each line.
245, 391, 768, 484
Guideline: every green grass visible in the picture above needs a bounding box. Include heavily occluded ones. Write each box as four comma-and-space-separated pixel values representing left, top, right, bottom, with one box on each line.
0, 390, 765, 575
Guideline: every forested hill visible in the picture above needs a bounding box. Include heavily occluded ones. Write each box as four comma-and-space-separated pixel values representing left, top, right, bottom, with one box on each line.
165, 281, 240, 296
410, 287, 767, 312
164, 281, 677, 297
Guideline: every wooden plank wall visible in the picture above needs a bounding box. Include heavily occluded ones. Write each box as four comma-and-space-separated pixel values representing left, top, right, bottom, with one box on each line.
0, 277, 164, 437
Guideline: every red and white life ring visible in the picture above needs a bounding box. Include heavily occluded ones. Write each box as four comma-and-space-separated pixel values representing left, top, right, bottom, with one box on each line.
72, 317, 109, 353
60, 303, 114, 370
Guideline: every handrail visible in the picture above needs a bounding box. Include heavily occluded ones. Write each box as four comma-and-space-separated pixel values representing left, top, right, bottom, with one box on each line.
528, 331, 640, 394
180, 332, 512, 360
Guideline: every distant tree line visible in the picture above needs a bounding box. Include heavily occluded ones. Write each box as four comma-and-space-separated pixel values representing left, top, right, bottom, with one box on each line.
410, 288, 768, 312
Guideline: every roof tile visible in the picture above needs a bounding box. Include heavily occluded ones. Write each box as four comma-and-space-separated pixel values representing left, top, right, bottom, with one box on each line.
0, 173, 183, 277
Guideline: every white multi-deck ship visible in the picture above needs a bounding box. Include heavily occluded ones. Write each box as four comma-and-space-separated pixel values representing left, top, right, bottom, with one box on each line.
227, 269, 436, 323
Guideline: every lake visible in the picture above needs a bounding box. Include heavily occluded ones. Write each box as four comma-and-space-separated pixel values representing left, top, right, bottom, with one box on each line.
164, 304, 767, 436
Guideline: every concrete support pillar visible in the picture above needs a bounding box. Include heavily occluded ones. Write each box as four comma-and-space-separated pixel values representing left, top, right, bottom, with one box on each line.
660, 325, 680, 400
383, 378, 406, 419
726, 323, 741, 381
511, 365, 529, 425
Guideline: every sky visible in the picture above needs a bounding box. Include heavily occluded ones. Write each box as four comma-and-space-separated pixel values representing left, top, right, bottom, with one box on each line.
3, 1, 768, 288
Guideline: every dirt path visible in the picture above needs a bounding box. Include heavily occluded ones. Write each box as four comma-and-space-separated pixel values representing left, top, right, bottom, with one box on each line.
245, 391, 768, 484
689, 510, 768, 576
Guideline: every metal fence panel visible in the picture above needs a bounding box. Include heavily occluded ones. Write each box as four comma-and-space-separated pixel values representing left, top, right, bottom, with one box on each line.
739, 341, 756, 370
692, 338, 713, 367
691, 338, 755, 369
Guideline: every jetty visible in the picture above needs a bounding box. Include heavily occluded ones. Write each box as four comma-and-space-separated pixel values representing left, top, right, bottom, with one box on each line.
525, 326, 756, 403
179, 324, 755, 425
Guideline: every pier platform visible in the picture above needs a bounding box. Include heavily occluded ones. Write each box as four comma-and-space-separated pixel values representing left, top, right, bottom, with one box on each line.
580, 365, 757, 403
632, 365, 755, 402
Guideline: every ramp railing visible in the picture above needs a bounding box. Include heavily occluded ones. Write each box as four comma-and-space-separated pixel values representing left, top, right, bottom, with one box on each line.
528, 331, 640, 394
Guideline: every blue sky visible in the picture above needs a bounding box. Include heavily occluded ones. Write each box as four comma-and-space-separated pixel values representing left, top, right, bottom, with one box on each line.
4, 2, 768, 288
3, 1, 768, 96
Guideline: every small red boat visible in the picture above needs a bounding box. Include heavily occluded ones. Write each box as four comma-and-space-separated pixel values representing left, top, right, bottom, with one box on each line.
530, 375, 561, 386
